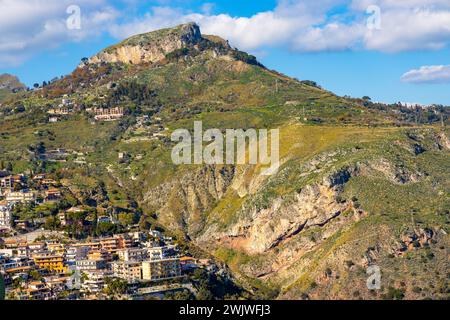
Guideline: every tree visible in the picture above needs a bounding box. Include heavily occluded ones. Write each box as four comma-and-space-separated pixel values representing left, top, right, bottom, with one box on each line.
96, 221, 116, 236
104, 278, 128, 296
29, 270, 43, 281
33, 83, 39, 89
0, 273, 5, 300
138, 216, 151, 231
118, 212, 136, 226
164, 289, 193, 300
5, 162, 13, 172
44, 216, 60, 230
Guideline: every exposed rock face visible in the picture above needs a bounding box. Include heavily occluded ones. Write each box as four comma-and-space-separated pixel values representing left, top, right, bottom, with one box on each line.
141, 165, 235, 237
197, 166, 360, 255
437, 132, 450, 150
241, 183, 346, 254
365, 158, 424, 184
0, 73, 26, 92
88, 23, 203, 65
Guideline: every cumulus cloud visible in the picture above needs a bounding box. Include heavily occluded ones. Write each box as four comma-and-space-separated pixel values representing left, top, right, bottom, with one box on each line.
1, 0, 450, 66
361, 2, 450, 52
105, 0, 450, 54
0, 0, 118, 66
401, 65, 450, 84
107, 0, 352, 51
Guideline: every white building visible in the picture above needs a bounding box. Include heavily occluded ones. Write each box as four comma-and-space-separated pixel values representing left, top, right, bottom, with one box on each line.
5, 190, 35, 204
117, 248, 148, 262
146, 246, 167, 260
0, 202, 12, 228
81, 270, 112, 293
111, 261, 142, 283
65, 246, 90, 265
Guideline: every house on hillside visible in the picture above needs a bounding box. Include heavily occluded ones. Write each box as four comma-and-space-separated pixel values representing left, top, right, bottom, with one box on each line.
0, 201, 12, 228
92, 107, 124, 121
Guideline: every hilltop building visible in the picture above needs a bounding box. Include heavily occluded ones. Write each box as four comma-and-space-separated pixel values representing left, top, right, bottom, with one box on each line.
92, 107, 124, 121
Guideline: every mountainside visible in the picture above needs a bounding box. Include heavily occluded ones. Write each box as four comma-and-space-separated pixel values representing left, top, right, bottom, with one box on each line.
0, 23, 448, 300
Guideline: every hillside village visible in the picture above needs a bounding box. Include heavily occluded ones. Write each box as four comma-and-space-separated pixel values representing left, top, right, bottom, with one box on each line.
0, 169, 232, 300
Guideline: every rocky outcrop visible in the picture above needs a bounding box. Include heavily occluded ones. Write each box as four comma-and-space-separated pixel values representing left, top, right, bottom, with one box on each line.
87, 23, 203, 65
141, 165, 235, 237
437, 132, 450, 150
0, 73, 26, 92
197, 166, 361, 255
364, 159, 424, 184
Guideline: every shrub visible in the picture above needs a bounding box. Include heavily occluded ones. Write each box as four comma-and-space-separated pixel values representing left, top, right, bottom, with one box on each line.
384, 287, 405, 300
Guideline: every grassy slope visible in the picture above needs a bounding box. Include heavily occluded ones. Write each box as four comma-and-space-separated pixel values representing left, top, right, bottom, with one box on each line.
201, 124, 449, 299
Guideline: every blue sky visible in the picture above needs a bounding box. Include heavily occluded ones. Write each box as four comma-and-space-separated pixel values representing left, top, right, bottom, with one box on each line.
1, 0, 449, 105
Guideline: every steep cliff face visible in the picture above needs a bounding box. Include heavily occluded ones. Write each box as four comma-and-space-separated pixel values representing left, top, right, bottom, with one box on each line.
194, 164, 362, 256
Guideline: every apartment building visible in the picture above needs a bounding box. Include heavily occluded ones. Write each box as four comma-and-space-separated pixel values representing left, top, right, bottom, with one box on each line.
0, 175, 23, 189
22, 281, 53, 300
99, 235, 133, 253
5, 190, 35, 204
81, 270, 112, 293
142, 258, 181, 281
147, 246, 167, 260
93, 107, 124, 121
32, 252, 67, 273
111, 261, 142, 283
88, 249, 112, 262
75, 258, 106, 271
65, 246, 90, 265
117, 248, 148, 262
0, 257, 34, 274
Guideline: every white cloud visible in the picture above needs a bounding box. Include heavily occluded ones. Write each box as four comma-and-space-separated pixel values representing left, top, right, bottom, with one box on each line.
105, 0, 450, 54
1, 0, 450, 66
363, 6, 450, 52
0, 0, 118, 66
108, 0, 350, 51
291, 23, 365, 52
401, 65, 450, 84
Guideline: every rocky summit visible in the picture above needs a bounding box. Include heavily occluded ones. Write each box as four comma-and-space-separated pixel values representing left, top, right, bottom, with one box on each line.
0, 23, 448, 300
88, 23, 204, 65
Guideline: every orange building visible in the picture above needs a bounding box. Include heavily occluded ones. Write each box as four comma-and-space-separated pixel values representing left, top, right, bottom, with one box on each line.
33, 253, 67, 273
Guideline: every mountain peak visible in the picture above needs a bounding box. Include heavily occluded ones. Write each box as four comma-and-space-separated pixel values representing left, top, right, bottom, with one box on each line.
115, 22, 202, 49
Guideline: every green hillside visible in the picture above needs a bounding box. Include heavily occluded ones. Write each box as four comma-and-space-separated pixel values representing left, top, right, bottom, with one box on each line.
0, 23, 448, 300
